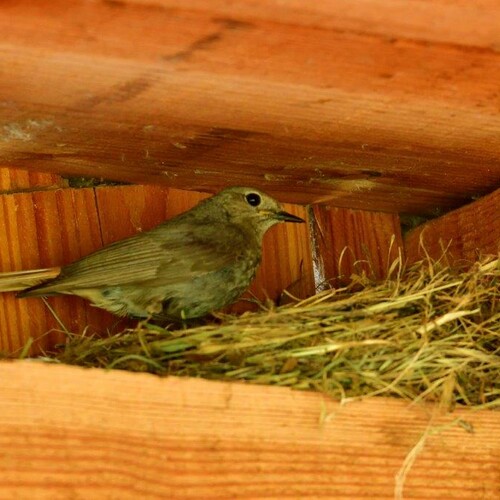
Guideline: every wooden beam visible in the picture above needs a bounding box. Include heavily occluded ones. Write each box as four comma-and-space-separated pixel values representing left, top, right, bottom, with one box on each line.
405, 189, 500, 264
131, 0, 500, 49
0, 362, 498, 498
1, 1, 499, 213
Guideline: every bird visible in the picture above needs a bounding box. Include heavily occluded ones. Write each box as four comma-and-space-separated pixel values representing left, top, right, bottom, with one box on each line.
0, 187, 304, 320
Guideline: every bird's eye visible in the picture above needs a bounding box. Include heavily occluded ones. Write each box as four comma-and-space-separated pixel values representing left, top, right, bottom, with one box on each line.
245, 193, 261, 207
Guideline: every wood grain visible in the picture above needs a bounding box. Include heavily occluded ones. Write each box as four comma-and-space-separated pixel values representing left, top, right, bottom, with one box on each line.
0, 166, 63, 193
0, 361, 498, 499
405, 188, 500, 264
0, 188, 105, 354
131, 0, 500, 49
311, 206, 404, 287
0, 0, 499, 213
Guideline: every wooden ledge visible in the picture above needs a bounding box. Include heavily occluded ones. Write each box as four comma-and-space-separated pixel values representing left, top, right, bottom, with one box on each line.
0, 362, 498, 498
405, 188, 500, 264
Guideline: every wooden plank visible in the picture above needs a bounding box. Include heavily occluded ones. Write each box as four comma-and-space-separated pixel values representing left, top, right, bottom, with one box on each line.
405, 188, 500, 264
0, 188, 105, 354
95, 185, 209, 245
311, 206, 403, 286
0, 185, 314, 354
131, 0, 500, 49
0, 362, 498, 498
0, 166, 64, 193
0, 1, 499, 214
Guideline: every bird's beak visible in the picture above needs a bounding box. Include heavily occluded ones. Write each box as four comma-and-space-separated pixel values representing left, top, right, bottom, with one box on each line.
274, 211, 305, 223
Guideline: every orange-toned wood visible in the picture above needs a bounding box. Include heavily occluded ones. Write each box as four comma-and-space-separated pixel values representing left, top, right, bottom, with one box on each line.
240, 202, 314, 310
311, 206, 403, 286
95, 185, 209, 245
0, 185, 314, 354
405, 188, 500, 264
132, 0, 500, 49
0, 166, 64, 193
0, 362, 498, 498
1, 1, 499, 214
0, 188, 105, 354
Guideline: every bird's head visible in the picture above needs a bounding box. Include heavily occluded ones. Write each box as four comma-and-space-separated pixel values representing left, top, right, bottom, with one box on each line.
210, 186, 305, 239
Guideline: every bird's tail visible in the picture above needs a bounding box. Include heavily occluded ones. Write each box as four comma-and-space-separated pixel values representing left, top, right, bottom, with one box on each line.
0, 268, 60, 293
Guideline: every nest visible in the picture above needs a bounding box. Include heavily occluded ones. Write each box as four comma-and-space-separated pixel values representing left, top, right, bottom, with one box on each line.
50, 256, 499, 410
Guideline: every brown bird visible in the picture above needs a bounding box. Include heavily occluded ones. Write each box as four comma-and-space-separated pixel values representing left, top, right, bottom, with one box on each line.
1, 187, 304, 320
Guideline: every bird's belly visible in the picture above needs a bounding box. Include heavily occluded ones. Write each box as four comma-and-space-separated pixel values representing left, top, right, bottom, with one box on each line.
163, 259, 259, 319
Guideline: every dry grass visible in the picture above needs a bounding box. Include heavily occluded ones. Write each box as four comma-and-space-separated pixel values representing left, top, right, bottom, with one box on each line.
50, 256, 499, 409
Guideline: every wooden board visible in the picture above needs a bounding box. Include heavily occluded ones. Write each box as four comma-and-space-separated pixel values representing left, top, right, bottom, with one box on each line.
311, 206, 403, 286
405, 188, 500, 264
0, 0, 499, 214
0, 166, 64, 193
0, 361, 498, 499
0, 188, 107, 354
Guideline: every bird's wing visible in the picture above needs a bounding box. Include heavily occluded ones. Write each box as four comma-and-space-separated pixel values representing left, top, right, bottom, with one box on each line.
27, 224, 241, 294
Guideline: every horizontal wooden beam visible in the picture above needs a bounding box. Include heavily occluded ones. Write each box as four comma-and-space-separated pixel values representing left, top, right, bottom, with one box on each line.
0, 362, 498, 498
0, 1, 499, 213
130, 0, 500, 49
405, 188, 500, 264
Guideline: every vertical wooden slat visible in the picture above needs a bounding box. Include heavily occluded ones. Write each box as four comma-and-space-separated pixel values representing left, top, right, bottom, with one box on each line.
94, 185, 208, 244
0, 188, 105, 354
0, 166, 64, 192
311, 206, 404, 287
250, 203, 314, 306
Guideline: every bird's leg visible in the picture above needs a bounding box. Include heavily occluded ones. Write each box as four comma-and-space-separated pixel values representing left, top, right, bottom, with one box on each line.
180, 309, 189, 330
135, 316, 152, 332
136, 300, 164, 331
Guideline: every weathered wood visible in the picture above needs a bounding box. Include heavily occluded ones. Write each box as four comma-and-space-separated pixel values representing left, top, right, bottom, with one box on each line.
0, 362, 498, 499
1, 1, 499, 213
311, 206, 403, 286
405, 188, 500, 264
